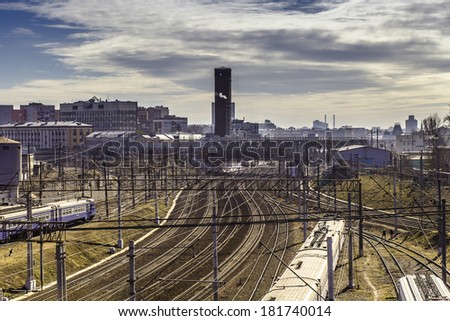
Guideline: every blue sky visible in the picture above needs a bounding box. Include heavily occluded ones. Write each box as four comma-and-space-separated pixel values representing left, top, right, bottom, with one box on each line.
0, 0, 449, 128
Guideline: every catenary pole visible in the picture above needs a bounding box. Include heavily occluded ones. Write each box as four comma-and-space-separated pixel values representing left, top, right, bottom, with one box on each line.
128, 240, 136, 301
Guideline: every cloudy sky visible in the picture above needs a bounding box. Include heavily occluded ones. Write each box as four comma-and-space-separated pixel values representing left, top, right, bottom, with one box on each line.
0, 0, 449, 128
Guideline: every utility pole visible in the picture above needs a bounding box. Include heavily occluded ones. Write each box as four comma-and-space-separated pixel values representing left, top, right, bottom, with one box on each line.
39, 161, 43, 203
347, 192, 354, 288
144, 164, 148, 202
441, 199, 447, 284
303, 180, 308, 242
317, 164, 321, 210
376, 128, 379, 149
164, 166, 168, 206
154, 168, 159, 224
128, 240, 136, 301
348, 231, 354, 289
147, 163, 152, 201
333, 180, 337, 212
27, 143, 31, 181
212, 200, 219, 301
56, 242, 67, 301
103, 166, 109, 219
297, 178, 301, 233
81, 159, 85, 198
25, 191, 36, 291
286, 165, 290, 202
117, 177, 123, 249
393, 175, 398, 235
399, 155, 402, 206
358, 182, 364, 257
327, 237, 334, 301
347, 193, 352, 230
39, 223, 44, 291
420, 151, 424, 225
131, 161, 136, 209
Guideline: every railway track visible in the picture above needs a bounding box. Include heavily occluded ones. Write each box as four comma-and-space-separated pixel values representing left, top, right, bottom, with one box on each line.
25, 185, 210, 301
148, 188, 252, 300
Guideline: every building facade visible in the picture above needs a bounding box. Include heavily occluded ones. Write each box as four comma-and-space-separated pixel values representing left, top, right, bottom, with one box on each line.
334, 145, 392, 168
60, 98, 137, 131
153, 116, 188, 134
137, 106, 170, 133
20, 102, 56, 122
0, 105, 13, 125
0, 137, 21, 203
12, 109, 25, 123
394, 132, 425, 153
214, 67, 232, 137
232, 119, 259, 137
0, 121, 93, 150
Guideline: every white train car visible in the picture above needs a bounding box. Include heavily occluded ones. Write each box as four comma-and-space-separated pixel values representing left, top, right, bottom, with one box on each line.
262, 220, 345, 301
398, 275, 450, 301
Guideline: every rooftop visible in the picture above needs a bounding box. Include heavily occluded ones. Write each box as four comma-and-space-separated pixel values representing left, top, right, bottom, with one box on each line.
334, 145, 390, 152
0, 121, 92, 128
0, 136, 20, 144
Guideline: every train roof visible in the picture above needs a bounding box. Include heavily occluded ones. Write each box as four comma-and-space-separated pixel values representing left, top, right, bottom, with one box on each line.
0, 198, 94, 221
262, 220, 345, 301
0, 205, 54, 221
399, 275, 450, 301
47, 198, 93, 207
303, 220, 346, 250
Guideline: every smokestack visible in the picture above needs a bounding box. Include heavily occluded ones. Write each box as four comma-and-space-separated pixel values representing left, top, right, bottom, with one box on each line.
333, 114, 336, 130
324, 114, 327, 124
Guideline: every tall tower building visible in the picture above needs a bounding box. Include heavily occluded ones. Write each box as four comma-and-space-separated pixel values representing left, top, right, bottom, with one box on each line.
214, 67, 232, 137
405, 115, 418, 134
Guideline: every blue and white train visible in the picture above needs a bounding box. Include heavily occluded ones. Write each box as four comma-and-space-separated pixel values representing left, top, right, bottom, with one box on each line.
0, 198, 96, 242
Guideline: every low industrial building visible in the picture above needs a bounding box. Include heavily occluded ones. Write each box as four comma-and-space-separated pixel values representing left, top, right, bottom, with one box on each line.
334, 145, 392, 168
0, 121, 93, 150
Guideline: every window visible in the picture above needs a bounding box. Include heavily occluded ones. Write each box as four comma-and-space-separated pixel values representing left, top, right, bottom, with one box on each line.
2, 146, 9, 150
72, 106, 78, 110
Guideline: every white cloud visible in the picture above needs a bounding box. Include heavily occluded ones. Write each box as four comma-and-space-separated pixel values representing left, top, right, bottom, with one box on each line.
8, 27, 40, 38
2, 0, 450, 128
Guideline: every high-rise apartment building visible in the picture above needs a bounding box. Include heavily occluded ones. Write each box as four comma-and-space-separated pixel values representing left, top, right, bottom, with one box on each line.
214, 67, 232, 137
60, 98, 137, 131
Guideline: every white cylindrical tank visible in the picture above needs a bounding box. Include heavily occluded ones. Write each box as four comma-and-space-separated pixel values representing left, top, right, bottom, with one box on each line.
0, 136, 22, 203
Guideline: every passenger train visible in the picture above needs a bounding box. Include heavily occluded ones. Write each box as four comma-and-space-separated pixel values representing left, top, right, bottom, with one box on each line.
262, 219, 346, 301
398, 275, 450, 301
0, 198, 96, 242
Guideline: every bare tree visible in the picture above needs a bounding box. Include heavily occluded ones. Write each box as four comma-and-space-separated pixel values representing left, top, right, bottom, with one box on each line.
422, 113, 443, 170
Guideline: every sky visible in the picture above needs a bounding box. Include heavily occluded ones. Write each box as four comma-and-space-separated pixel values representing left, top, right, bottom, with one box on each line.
0, 0, 449, 129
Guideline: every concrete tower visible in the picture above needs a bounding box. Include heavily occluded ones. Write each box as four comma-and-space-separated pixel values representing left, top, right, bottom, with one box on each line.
214, 67, 232, 137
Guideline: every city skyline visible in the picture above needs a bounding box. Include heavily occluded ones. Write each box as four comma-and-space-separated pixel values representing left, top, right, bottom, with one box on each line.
1, 0, 450, 129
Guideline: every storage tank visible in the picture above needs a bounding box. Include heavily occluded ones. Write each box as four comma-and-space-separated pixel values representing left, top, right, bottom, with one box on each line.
0, 136, 21, 204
